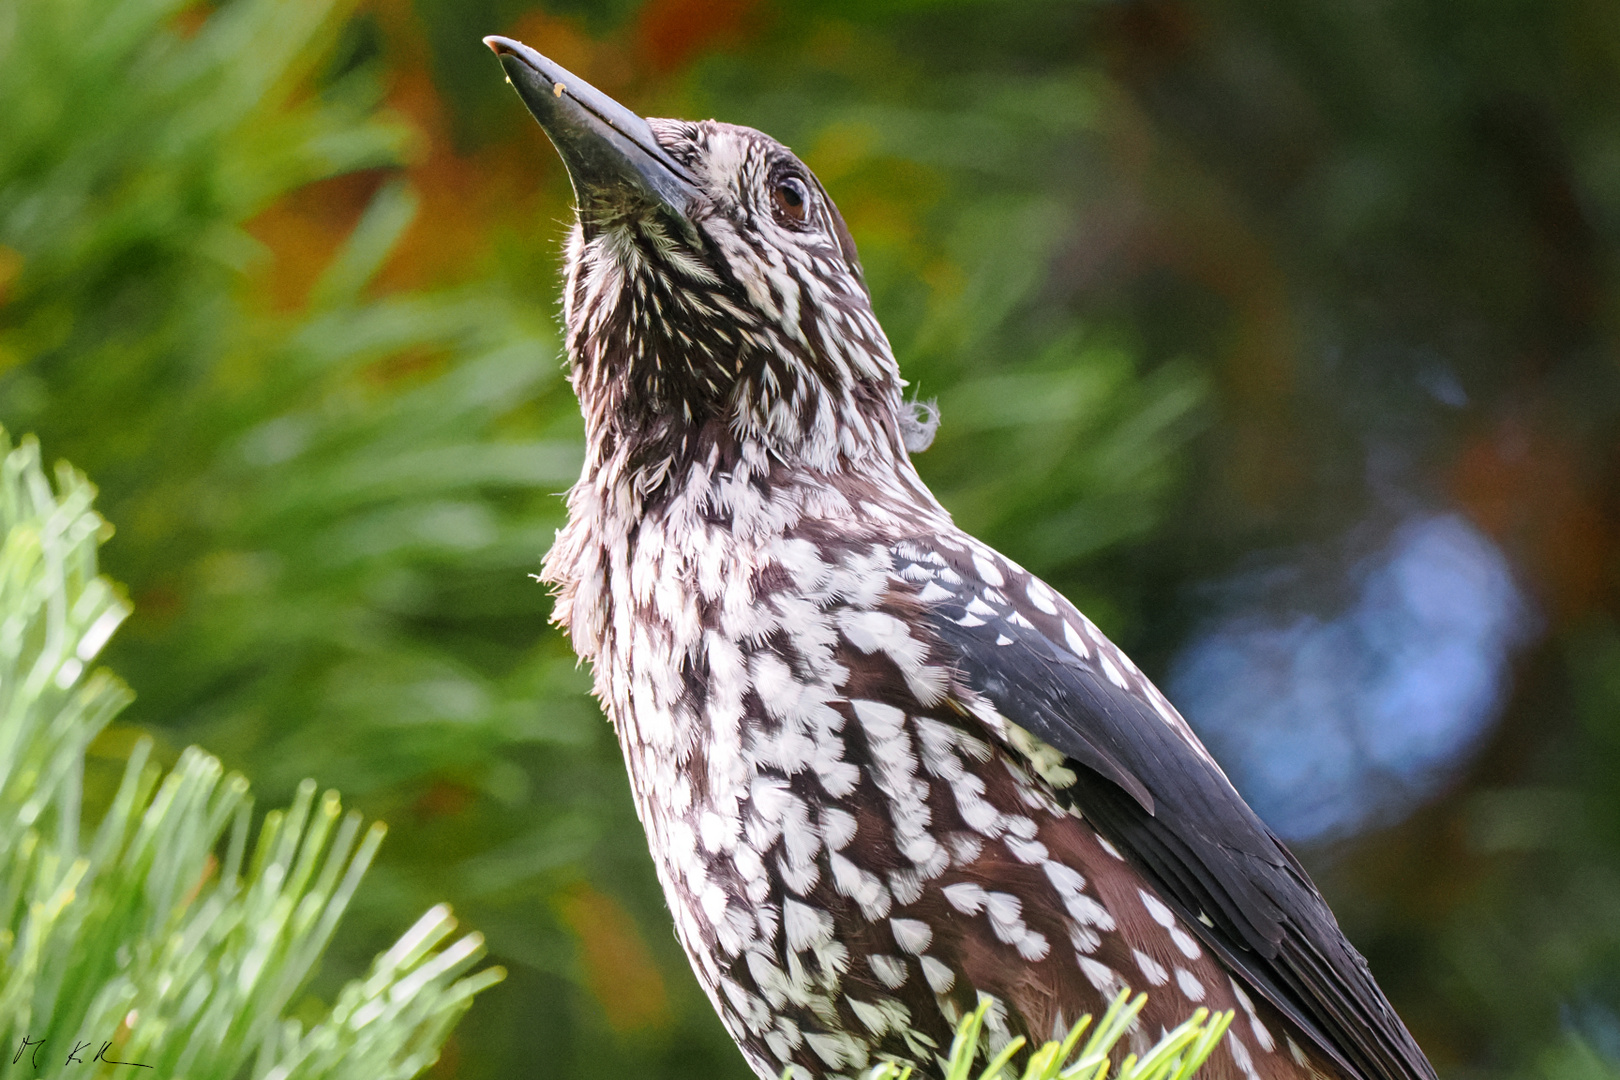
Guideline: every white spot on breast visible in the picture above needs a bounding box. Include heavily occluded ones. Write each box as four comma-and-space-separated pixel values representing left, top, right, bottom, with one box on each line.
754, 902, 779, 943
839, 611, 945, 704
916, 581, 953, 604
822, 806, 857, 850
1174, 967, 1206, 1001
1069, 893, 1115, 929
1043, 861, 1117, 931
746, 951, 797, 1009
915, 717, 968, 772
748, 777, 790, 838
848, 997, 892, 1035
1229, 980, 1275, 1050
1096, 834, 1125, 860
889, 917, 933, 954
722, 977, 769, 1032
868, 954, 908, 989
1079, 958, 1118, 993
972, 552, 1005, 587
1132, 948, 1169, 986
1138, 889, 1176, 928
1007, 835, 1049, 863
1170, 926, 1202, 959
921, 956, 955, 993
815, 938, 852, 981
780, 797, 823, 876
1017, 930, 1051, 962
700, 810, 734, 853
888, 868, 925, 904
948, 832, 983, 864
839, 610, 911, 654
1043, 860, 1085, 892
943, 882, 987, 914
985, 892, 1024, 940
734, 844, 765, 894
784, 898, 834, 952
1068, 923, 1101, 953
851, 698, 905, 739
816, 759, 861, 799
830, 851, 892, 918
805, 1032, 862, 1070
1228, 1032, 1260, 1080
951, 773, 1004, 834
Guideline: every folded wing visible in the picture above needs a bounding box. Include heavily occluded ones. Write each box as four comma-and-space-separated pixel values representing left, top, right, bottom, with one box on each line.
890, 534, 1436, 1080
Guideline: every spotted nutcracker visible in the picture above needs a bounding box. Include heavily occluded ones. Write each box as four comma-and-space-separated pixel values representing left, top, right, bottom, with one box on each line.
486, 35, 1436, 1080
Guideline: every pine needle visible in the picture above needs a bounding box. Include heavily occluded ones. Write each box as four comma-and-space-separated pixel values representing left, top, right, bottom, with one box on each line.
851, 991, 1231, 1080
0, 432, 502, 1080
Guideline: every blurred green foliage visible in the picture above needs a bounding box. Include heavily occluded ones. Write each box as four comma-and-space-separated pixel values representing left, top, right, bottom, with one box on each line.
0, 0, 631, 1071
0, 432, 498, 1080
7, 0, 1620, 1078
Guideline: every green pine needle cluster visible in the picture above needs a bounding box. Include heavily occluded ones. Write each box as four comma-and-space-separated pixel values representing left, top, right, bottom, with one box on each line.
0, 432, 501, 1080
1, 0, 603, 1026
850, 992, 1230, 1080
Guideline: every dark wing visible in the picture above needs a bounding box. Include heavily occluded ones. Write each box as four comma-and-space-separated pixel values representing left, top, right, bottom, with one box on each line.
890, 533, 1437, 1080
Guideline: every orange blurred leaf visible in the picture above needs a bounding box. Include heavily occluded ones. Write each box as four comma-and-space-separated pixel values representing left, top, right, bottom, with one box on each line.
555, 882, 670, 1033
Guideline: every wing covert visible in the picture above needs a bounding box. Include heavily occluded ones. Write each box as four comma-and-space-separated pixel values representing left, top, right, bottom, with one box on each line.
889, 532, 1436, 1080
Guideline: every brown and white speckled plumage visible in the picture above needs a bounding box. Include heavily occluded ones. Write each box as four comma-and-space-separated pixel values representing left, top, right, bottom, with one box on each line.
489, 36, 1436, 1080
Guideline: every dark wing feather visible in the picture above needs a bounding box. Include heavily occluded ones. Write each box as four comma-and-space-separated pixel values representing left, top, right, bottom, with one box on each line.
892, 534, 1436, 1080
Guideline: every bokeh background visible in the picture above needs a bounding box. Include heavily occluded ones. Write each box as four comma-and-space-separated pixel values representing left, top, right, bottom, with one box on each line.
5, 0, 1620, 1076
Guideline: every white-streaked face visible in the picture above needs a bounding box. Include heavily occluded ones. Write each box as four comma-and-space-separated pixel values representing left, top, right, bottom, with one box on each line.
560, 120, 914, 474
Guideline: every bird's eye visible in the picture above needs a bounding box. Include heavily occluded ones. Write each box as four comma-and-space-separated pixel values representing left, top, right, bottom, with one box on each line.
772, 177, 810, 223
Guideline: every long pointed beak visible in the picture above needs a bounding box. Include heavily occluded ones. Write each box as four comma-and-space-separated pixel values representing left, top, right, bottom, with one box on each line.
484, 36, 700, 222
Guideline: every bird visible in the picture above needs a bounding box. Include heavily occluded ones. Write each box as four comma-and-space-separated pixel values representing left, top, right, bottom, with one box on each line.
485, 34, 1438, 1080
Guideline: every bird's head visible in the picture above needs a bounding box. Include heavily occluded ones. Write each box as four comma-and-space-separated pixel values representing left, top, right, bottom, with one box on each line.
487, 36, 934, 482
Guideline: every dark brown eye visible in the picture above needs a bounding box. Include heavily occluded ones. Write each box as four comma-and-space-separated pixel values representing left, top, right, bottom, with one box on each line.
772, 177, 809, 223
